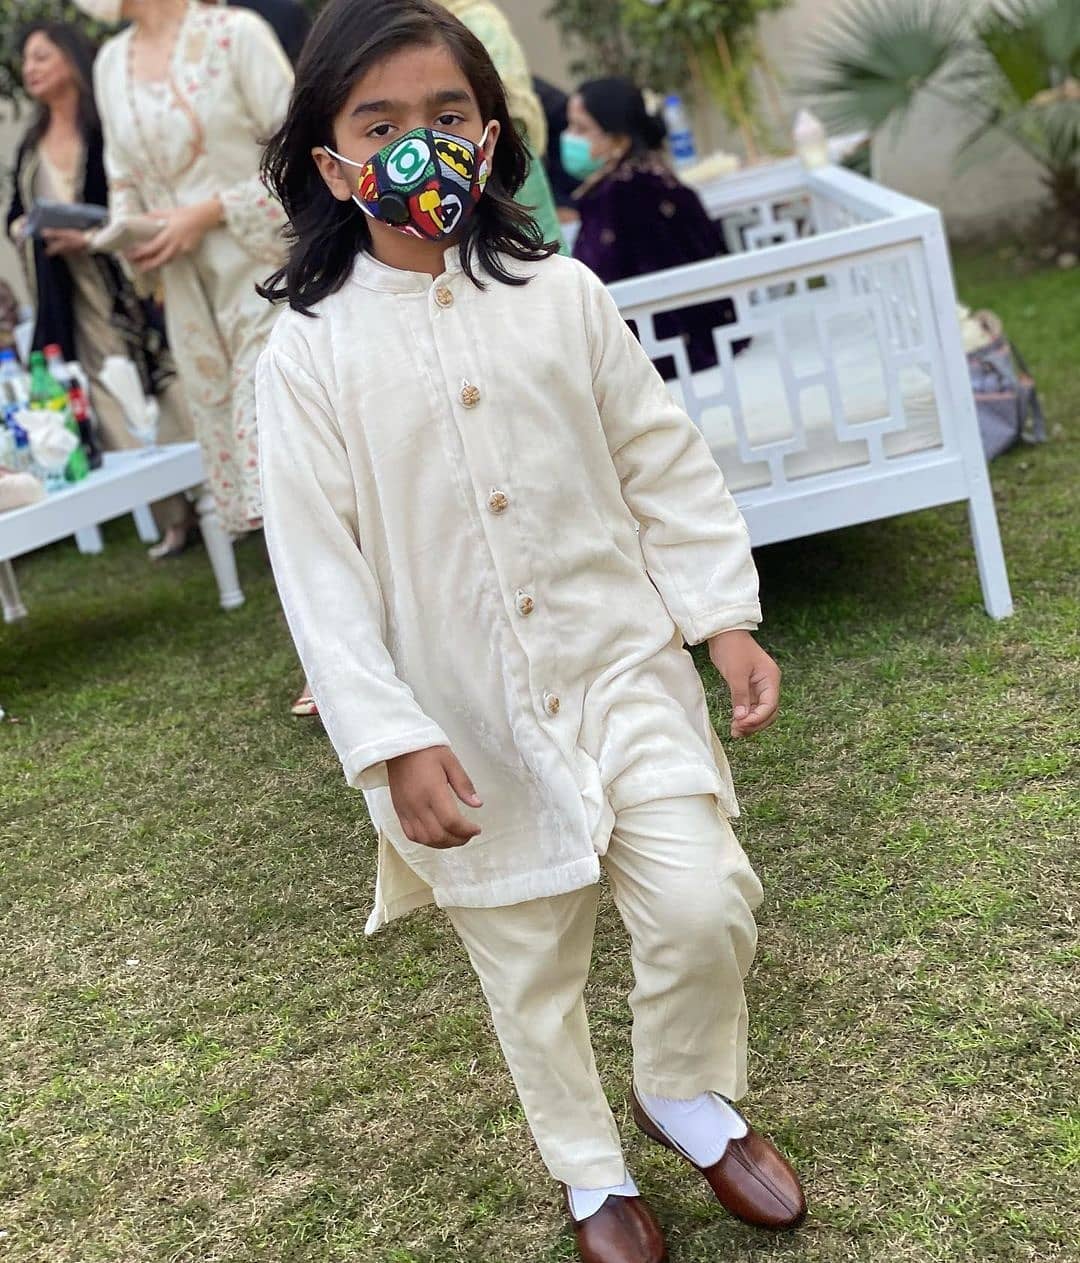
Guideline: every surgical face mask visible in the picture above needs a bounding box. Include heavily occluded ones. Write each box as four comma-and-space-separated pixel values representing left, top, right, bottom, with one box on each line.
560, 131, 606, 182
324, 125, 493, 242
70, 0, 123, 22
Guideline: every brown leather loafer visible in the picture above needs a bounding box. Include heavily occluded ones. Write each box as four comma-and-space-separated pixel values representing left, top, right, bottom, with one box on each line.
631, 1090, 806, 1231
565, 1190, 667, 1263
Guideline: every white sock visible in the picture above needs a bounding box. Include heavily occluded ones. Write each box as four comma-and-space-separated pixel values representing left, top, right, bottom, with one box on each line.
567, 1171, 640, 1222
637, 1090, 748, 1167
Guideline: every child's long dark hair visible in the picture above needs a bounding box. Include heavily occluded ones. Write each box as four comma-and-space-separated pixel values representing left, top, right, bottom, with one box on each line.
260, 0, 559, 313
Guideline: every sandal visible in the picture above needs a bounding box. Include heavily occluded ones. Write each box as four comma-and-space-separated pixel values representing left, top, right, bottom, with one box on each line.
291, 690, 318, 718
148, 523, 200, 560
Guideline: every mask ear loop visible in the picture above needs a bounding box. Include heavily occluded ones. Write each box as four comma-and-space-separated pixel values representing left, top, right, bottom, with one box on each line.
477, 122, 497, 166
321, 145, 379, 221
474, 123, 496, 191
322, 143, 362, 168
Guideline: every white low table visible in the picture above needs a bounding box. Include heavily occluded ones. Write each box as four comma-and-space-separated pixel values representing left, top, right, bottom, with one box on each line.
0, 444, 243, 623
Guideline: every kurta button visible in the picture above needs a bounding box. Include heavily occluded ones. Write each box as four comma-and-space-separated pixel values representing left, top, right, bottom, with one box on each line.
460, 382, 481, 408
543, 692, 561, 716
516, 591, 535, 617
434, 286, 454, 308
487, 490, 509, 514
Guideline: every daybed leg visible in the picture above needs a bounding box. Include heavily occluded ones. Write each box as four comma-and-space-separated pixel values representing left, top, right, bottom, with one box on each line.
132, 504, 159, 544
920, 216, 1014, 620
195, 492, 245, 612
0, 560, 28, 623
968, 479, 1013, 619
75, 525, 104, 554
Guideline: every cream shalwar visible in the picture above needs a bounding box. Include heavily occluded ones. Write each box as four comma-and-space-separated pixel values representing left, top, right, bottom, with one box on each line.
448, 793, 763, 1186
94, 2, 292, 533
257, 248, 766, 1188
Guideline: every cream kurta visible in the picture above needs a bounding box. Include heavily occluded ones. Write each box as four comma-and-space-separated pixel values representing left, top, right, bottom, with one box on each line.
94, 2, 291, 533
256, 251, 761, 933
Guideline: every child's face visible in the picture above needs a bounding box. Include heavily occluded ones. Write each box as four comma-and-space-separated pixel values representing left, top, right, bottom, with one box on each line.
313, 42, 498, 227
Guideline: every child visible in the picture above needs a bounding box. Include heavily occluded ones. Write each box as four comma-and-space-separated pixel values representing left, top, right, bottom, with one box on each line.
256, 2, 805, 1259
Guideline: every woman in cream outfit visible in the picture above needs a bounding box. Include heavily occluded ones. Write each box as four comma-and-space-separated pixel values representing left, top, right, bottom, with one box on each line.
76, 0, 292, 537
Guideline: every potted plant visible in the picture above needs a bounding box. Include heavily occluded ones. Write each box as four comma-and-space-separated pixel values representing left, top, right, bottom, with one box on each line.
547, 0, 792, 158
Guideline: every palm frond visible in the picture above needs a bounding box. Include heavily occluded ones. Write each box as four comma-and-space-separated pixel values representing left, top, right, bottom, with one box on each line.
981, 0, 1080, 83
798, 0, 969, 134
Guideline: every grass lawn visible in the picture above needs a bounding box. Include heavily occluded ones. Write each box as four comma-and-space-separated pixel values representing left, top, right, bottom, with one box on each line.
1, 254, 1077, 1263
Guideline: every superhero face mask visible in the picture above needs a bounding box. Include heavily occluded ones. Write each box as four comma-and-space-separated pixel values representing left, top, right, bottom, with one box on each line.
324, 125, 494, 241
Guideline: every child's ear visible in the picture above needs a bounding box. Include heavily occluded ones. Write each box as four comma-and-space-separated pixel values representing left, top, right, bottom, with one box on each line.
312, 148, 355, 203
482, 120, 501, 163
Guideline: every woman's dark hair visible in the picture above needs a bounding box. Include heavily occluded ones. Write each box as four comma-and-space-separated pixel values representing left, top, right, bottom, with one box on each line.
260, 0, 559, 313
19, 22, 101, 152
578, 78, 667, 156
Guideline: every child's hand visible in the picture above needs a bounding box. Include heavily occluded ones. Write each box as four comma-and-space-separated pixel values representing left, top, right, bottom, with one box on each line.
707, 630, 781, 739
386, 746, 484, 849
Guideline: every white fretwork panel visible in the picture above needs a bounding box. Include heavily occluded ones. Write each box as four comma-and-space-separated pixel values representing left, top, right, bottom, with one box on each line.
702, 172, 885, 257
719, 193, 817, 256
634, 245, 949, 495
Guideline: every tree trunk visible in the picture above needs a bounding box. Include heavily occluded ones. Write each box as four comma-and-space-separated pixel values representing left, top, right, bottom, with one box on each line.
1046, 165, 1080, 245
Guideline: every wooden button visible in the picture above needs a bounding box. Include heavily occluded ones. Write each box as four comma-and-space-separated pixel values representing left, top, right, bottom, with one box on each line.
487, 490, 509, 514
544, 692, 561, 717
434, 286, 454, 308
516, 591, 535, 617
460, 383, 481, 408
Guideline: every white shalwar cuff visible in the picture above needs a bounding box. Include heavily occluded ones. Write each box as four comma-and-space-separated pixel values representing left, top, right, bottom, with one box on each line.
636, 1090, 748, 1168
567, 1172, 640, 1222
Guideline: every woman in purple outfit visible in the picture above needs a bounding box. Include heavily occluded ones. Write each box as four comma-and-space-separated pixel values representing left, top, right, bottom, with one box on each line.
563, 77, 744, 376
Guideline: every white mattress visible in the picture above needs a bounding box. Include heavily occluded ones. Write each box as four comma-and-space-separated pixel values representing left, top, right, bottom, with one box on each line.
666, 306, 945, 493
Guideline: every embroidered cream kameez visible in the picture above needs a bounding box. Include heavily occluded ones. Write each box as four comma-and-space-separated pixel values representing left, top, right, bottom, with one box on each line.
94, 2, 291, 532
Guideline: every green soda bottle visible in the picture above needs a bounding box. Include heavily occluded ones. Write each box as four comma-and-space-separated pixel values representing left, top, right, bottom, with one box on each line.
28, 349, 89, 482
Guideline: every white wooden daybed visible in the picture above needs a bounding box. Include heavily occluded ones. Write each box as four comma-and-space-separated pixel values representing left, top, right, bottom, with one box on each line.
605, 161, 1013, 618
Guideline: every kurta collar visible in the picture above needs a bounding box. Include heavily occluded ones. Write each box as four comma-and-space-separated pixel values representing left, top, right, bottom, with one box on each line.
350, 245, 465, 294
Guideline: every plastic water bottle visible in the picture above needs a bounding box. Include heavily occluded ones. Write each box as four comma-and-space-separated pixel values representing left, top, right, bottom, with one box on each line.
0, 347, 28, 407
0, 349, 30, 470
1, 412, 32, 473
663, 94, 698, 169
11, 422, 31, 473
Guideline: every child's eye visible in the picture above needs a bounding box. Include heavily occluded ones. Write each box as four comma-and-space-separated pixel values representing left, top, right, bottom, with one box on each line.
436, 113, 465, 128
368, 123, 395, 139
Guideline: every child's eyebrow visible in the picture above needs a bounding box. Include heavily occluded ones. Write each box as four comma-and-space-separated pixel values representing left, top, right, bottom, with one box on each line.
351, 98, 398, 116
427, 89, 473, 108
349, 89, 473, 117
